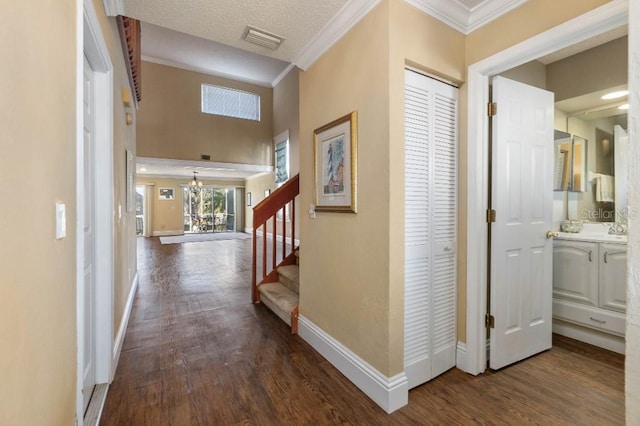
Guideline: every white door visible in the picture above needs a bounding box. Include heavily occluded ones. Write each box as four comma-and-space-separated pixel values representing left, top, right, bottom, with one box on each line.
404, 69, 457, 388
82, 55, 97, 411
489, 76, 554, 370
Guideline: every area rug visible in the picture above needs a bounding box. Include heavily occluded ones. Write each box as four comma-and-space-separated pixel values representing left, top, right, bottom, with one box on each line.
160, 232, 251, 245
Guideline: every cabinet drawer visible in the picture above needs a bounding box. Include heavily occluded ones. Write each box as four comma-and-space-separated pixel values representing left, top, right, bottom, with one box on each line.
553, 299, 625, 336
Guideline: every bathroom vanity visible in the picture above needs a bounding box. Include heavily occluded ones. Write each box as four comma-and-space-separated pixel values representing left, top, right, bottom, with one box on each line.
552, 226, 626, 353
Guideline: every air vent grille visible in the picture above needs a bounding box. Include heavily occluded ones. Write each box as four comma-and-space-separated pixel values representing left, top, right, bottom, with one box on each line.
242, 26, 284, 50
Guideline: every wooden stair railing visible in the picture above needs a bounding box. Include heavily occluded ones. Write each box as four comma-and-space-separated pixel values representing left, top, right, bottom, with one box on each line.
252, 174, 299, 303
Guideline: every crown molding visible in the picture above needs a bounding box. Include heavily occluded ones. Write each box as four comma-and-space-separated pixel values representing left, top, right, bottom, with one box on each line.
293, 0, 382, 70
404, 0, 528, 35
102, 0, 124, 16
467, 0, 528, 33
404, 0, 469, 33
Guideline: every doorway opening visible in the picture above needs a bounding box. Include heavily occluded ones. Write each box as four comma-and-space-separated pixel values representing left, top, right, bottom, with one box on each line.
464, 1, 628, 375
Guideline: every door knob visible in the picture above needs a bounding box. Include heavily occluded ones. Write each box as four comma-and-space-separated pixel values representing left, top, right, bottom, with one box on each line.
546, 230, 559, 239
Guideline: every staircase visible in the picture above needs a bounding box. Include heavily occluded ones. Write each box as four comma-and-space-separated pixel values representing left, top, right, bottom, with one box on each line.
251, 174, 300, 333
257, 250, 299, 334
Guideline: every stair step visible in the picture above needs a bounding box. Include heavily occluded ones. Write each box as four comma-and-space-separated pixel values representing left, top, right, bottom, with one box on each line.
258, 282, 299, 326
277, 265, 299, 293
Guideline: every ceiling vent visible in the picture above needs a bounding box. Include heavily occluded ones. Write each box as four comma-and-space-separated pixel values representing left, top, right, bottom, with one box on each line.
242, 26, 284, 50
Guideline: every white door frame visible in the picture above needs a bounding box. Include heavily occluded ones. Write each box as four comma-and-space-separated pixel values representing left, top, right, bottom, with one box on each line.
464, 0, 628, 375
77, 0, 115, 423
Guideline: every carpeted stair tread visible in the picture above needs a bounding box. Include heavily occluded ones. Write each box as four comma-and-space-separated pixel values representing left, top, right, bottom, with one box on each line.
258, 282, 298, 326
277, 265, 299, 293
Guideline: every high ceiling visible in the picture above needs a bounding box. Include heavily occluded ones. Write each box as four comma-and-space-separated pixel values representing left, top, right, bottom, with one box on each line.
118, 0, 626, 181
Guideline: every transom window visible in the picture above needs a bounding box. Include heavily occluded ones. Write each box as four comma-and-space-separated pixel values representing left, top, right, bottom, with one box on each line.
201, 84, 260, 121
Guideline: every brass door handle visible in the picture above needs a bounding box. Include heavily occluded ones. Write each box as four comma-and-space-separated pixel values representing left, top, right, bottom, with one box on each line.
546, 231, 559, 239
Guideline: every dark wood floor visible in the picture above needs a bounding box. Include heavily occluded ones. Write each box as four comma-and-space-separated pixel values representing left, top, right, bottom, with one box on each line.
100, 236, 625, 425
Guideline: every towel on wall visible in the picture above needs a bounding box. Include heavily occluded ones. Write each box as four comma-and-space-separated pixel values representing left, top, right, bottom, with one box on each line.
595, 174, 614, 203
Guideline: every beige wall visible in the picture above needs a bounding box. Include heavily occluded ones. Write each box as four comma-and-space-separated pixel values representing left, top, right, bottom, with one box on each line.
137, 61, 273, 165
499, 60, 547, 89
465, 0, 611, 66
300, 0, 393, 375
245, 173, 276, 231
0, 2, 77, 423
0, 1, 135, 423
547, 36, 627, 102
137, 177, 245, 234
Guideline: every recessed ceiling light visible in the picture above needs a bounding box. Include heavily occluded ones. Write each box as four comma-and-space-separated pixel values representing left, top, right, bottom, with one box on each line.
601, 90, 628, 100
618, 103, 629, 110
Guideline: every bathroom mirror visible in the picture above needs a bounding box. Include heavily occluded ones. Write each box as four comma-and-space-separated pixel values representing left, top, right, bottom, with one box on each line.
553, 130, 586, 192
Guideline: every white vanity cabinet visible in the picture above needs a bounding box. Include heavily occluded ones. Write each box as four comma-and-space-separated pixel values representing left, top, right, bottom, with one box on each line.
599, 243, 627, 313
552, 240, 598, 306
552, 237, 626, 345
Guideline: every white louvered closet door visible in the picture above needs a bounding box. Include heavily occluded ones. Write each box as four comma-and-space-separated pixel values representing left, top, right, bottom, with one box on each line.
404, 69, 457, 389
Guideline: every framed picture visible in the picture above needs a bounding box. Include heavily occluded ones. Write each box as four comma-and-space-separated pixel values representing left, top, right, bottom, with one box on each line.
158, 187, 174, 200
314, 111, 358, 213
125, 149, 135, 212
246, 192, 252, 206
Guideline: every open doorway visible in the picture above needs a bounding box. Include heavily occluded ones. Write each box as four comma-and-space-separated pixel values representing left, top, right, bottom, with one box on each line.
464, 1, 629, 375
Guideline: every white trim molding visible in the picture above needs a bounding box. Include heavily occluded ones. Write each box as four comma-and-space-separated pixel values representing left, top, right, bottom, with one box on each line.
293, 0, 381, 70
455, 341, 468, 372
113, 272, 139, 374
152, 230, 184, 237
404, 0, 527, 34
465, 0, 628, 375
553, 320, 625, 355
102, 0, 124, 16
298, 315, 408, 413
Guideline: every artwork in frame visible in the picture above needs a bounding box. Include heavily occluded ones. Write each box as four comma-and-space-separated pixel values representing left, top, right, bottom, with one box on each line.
313, 111, 357, 213
158, 187, 174, 200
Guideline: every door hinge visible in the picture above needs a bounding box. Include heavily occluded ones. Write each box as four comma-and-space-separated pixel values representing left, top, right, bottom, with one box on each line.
488, 102, 497, 116
485, 313, 495, 329
486, 209, 496, 223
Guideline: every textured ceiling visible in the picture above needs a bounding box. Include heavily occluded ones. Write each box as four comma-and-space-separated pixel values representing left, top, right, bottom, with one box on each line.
141, 22, 289, 86
123, 0, 350, 63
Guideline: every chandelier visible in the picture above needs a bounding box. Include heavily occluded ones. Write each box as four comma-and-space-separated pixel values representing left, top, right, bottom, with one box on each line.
190, 171, 203, 188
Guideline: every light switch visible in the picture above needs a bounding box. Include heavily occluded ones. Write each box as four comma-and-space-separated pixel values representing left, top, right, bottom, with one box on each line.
56, 202, 66, 239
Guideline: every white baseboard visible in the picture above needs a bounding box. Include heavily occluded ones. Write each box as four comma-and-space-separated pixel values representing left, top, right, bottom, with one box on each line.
152, 230, 183, 236
247, 227, 301, 247
298, 315, 408, 413
112, 271, 138, 378
456, 341, 468, 372
553, 319, 625, 354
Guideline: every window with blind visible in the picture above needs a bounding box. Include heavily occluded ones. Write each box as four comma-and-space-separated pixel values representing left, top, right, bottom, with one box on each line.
201, 84, 261, 121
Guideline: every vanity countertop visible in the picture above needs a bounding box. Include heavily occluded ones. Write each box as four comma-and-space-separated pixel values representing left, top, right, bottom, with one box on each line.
556, 232, 627, 244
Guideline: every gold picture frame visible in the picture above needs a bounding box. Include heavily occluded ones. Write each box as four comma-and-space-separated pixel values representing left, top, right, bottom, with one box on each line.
313, 111, 358, 213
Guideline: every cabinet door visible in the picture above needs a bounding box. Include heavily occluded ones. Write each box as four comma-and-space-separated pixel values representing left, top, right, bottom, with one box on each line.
552, 241, 598, 306
599, 243, 627, 313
